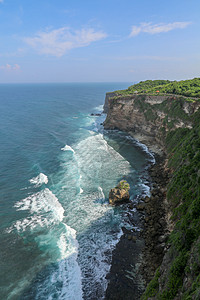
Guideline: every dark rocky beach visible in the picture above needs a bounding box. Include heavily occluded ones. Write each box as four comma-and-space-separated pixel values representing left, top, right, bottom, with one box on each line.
105, 153, 171, 299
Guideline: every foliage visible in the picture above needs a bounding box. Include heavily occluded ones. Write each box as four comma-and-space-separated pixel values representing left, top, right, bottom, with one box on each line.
116, 78, 200, 99
155, 97, 190, 121
116, 80, 171, 95
116, 180, 130, 191
142, 103, 200, 299
141, 268, 160, 300
158, 250, 189, 299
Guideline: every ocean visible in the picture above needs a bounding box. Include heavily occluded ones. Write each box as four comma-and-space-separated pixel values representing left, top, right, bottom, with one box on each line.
0, 83, 153, 300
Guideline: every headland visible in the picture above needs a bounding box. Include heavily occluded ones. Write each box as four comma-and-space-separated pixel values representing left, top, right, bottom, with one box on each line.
103, 78, 200, 299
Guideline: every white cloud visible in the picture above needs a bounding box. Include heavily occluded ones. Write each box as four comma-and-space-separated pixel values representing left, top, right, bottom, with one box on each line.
13, 64, 20, 70
130, 22, 191, 37
24, 27, 107, 57
0, 0, 4, 3
0, 64, 12, 70
0, 64, 21, 70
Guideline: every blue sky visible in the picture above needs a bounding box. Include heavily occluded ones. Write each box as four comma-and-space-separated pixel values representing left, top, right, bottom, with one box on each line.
0, 0, 200, 83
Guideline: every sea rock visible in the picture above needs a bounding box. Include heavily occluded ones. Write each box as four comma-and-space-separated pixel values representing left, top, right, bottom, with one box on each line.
109, 180, 130, 205
90, 113, 102, 116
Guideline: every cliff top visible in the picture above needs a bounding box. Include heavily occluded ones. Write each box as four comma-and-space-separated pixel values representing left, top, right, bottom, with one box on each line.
115, 78, 200, 100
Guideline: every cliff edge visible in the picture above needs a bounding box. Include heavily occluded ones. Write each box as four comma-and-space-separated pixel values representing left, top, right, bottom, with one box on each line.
104, 94, 200, 155
103, 79, 200, 299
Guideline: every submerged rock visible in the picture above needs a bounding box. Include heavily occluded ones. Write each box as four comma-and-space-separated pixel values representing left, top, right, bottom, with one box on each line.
90, 113, 102, 116
109, 180, 130, 205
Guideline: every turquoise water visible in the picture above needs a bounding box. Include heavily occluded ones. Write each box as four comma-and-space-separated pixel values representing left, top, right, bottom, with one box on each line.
0, 83, 153, 299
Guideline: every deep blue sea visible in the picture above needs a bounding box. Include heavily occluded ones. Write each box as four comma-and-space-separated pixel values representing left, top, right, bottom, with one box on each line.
0, 83, 153, 300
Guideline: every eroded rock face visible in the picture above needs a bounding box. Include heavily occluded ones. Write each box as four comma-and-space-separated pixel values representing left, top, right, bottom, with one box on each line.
103, 92, 117, 113
103, 94, 200, 154
109, 180, 130, 205
109, 188, 130, 205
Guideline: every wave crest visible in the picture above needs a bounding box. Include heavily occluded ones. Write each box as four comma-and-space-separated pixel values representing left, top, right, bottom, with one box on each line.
29, 173, 48, 187
61, 145, 75, 153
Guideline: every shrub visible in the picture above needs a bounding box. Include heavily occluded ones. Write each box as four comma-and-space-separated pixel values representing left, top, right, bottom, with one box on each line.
116, 180, 130, 191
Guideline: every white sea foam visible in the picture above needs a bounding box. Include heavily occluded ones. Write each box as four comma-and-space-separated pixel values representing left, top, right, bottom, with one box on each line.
59, 133, 132, 298
80, 188, 83, 194
137, 141, 155, 163
61, 145, 75, 153
10, 186, 83, 299
126, 135, 155, 163
56, 124, 152, 297
94, 104, 103, 111
138, 182, 151, 197
88, 130, 95, 135
73, 134, 130, 193
98, 186, 105, 200
31, 222, 83, 300
29, 173, 48, 187
14, 188, 64, 221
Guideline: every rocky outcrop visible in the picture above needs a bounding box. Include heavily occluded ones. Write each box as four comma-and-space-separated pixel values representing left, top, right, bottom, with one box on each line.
109, 180, 130, 205
103, 92, 117, 113
103, 94, 200, 154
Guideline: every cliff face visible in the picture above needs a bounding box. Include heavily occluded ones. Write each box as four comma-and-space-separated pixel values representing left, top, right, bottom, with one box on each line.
103, 93, 200, 299
103, 92, 117, 113
104, 94, 200, 154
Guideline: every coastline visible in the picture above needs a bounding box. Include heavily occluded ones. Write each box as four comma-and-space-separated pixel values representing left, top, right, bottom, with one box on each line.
104, 143, 170, 299
103, 82, 200, 299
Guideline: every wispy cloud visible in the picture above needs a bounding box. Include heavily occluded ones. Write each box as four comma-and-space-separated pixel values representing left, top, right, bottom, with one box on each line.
0, 64, 20, 70
24, 27, 107, 57
130, 22, 191, 37
0, 0, 4, 3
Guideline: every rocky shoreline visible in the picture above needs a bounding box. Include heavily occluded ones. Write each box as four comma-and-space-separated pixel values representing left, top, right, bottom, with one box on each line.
139, 154, 171, 284
105, 152, 171, 299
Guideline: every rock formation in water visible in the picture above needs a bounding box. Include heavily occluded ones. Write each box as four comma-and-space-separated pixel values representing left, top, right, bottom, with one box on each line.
109, 180, 130, 205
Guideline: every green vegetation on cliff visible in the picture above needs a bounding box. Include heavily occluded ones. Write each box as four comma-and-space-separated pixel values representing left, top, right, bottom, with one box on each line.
142, 106, 200, 299
133, 95, 191, 127
105, 79, 200, 298
117, 78, 200, 99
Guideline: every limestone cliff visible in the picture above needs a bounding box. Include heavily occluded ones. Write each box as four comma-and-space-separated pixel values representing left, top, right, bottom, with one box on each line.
103, 91, 200, 299
103, 92, 117, 113
104, 94, 200, 154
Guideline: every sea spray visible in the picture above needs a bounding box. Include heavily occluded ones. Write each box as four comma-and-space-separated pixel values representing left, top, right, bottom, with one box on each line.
58, 132, 133, 298
61, 145, 75, 153
29, 173, 49, 187
9, 178, 83, 300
